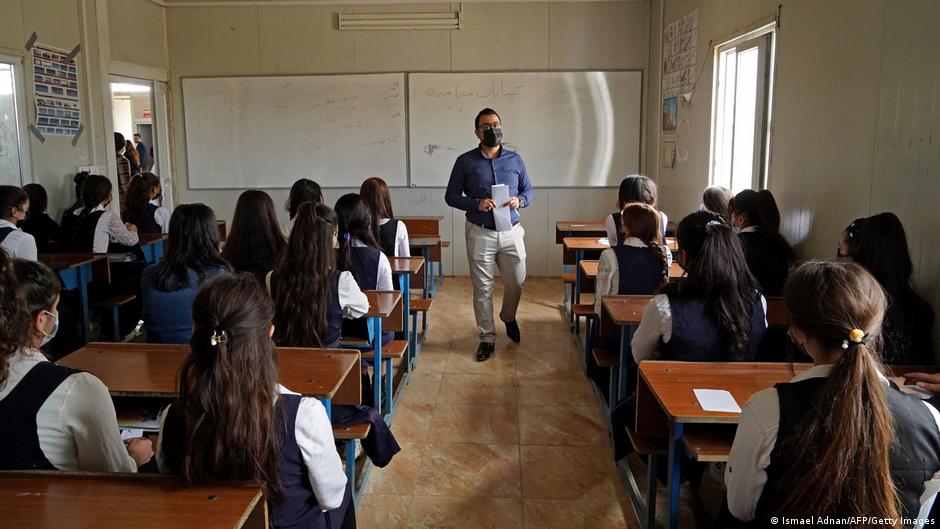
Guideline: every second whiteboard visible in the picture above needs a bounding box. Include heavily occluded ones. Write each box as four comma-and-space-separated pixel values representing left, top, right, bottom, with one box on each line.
408, 71, 642, 187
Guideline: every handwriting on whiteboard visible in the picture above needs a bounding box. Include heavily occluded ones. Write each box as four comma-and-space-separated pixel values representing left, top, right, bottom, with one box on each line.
426, 82, 526, 99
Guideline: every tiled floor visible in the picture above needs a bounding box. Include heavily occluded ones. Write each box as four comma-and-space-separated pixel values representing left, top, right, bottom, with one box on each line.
357, 277, 640, 529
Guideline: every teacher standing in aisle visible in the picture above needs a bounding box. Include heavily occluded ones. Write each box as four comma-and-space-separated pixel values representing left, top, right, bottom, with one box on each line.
445, 108, 533, 362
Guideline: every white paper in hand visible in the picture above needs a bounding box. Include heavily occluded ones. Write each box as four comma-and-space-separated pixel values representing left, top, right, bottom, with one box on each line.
693, 389, 742, 413
491, 184, 512, 231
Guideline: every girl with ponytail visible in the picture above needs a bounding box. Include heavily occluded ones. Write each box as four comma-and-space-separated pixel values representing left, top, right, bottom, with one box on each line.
726, 261, 940, 526
729, 189, 795, 296
156, 273, 355, 528
631, 210, 767, 362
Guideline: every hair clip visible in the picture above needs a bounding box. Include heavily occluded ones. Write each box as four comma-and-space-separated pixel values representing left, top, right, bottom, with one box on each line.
343, 233, 351, 242
210, 330, 227, 347
705, 220, 723, 233
841, 328, 867, 349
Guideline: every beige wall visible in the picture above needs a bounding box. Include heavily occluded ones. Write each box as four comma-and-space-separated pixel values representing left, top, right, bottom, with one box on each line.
648, 0, 940, 348
165, 1, 651, 276
108, 0, 166, 71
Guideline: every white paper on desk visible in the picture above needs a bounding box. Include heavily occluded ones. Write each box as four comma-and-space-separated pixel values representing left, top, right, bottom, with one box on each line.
693, 389, 742, 413
121, 428, 144, 440
491, 184, 512, 231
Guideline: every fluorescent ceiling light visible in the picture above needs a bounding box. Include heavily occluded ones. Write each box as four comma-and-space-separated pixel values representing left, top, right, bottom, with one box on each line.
338, 11, 461, 31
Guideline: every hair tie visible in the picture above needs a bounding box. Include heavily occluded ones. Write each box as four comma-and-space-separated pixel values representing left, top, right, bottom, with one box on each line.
343, 233, 351, 242
210, 330, 227, 347
705, 220, 723, 233
841, 328, 867, 349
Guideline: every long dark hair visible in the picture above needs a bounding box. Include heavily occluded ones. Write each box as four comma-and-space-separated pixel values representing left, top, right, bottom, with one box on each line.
335, 193, 380, 288
660, 211, 760, 359
80, 174, 112, 215
359, 177, 395, 243
221, 190, 286, 280
617, 174, 657, 209
122, 172, 160, 226
621, 203, 667, 274
271, 203, 337, 348
702, 185, 731, 220
172, 273, 283, 498
152, 204, 230, 292
23, 184, 48, 216
0, 185, 28, 219
773, 261, 898, 522
286, 179, 323, 220
69, 171, 89, 212
12, 260, 60, 346
0, 251, 28, 387
844, 213, 916, 299
730, 189, 795, 259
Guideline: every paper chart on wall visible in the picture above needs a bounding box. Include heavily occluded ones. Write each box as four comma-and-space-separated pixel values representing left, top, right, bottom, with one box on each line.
661, 8, 698, 102
31, 44, 81, 137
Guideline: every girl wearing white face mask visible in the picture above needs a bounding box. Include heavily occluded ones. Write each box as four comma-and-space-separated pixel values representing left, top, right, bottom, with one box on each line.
0, 258, 152, 472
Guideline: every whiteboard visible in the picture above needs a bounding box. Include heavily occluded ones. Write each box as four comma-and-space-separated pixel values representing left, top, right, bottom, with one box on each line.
183, 74, 406, 189
408, 71, 642, 187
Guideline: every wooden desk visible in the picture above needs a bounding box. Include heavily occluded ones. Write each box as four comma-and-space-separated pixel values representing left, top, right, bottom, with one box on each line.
138, 233, 169, 263
635, 361, 812, 529
765, 297, 787, 327
363, 291, 402, 417
668, 261, 684, 280
0, 472, 265, 529
562, 237, 610, 321
409, 236, 443, 296
399, 216, 443, 237
216, 219, 227, 242
665, 237, 677, 251
577, 259, 597, 294
57, 343, 360, 418
38, 253, 110, 342
599, 295, 654, 407
390, 257, 425, 368
555, 220, 606, 244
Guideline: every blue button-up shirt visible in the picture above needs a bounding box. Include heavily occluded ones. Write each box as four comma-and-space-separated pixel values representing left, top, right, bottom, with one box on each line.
444, 146, 534, 229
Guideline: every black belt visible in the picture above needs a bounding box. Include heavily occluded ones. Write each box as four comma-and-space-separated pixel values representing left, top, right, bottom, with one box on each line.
469, 220, 518, 231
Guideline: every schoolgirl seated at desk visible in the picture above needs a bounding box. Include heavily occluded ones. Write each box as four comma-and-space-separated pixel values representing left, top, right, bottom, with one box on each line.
122, 172, 170, 235
69, 174, 139, 253
0, 256, 151, 472
0, 185, 37, 261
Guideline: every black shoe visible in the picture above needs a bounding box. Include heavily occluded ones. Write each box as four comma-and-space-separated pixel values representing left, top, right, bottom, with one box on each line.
475, 342, 494, 362
504, 320, 521, 343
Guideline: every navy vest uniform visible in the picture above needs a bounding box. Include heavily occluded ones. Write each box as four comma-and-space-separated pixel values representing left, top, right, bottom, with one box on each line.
378, 220, 398, 257
756, 377, 940, 522
612, 245, 666, 295
77, 210, 107, 252
323, 271, 344, 348
660, 292, 766, 362
738, 231, 792, 297
0, 226, 15, 243
137, 204, 163, 235
161, 394, 353, 529
342, 247, 394, 345
0, 362, 81, 470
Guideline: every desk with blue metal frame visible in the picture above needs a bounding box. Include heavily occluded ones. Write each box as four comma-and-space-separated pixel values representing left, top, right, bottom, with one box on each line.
363, 290, 403, 419
390, 257, 425, 372
38, 253, 110, 343
138, 233, 168, 264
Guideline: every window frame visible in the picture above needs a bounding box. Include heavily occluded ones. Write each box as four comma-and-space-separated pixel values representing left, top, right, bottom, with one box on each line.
708, 21, 777, 192
0, 53, 33, 186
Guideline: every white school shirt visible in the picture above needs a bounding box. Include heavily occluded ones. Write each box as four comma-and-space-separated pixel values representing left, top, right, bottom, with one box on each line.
156, 384, 347, 510
379, 218, 410, 257
0, 219, 38, 261
150, 199, 171, 233
350, 238, 393, 291
593, 237, 664, 317
90, 204, 139, 253
724, 364, 940, 526
605, 210, 669, 246
265, 270, 370, 320
630, 292, 768, 363
0, 347, 137, 472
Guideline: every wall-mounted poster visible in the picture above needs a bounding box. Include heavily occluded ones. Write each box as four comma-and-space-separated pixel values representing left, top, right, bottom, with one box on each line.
662, 97, 678, 132
32, 44, 81, 137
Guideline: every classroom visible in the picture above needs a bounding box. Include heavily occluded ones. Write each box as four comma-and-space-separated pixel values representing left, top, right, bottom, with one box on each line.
0, 0, 938, 528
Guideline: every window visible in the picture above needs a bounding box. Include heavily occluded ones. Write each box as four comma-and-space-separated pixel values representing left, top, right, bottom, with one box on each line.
710, 23, 775, 193
0, 56, 30, 186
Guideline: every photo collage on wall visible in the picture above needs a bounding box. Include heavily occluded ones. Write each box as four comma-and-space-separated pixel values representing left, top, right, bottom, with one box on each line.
32, 44, 81, 137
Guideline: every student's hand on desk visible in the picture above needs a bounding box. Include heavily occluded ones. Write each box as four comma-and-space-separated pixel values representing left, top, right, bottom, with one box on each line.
126, 437, 154, 466
125, 223, 138, 233
902, 372, 940, 392
477, 198, 496, 212
503, 196, 521, 210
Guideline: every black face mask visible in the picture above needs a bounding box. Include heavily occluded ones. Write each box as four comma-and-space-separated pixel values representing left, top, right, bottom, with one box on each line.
481, 127, 503, 148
